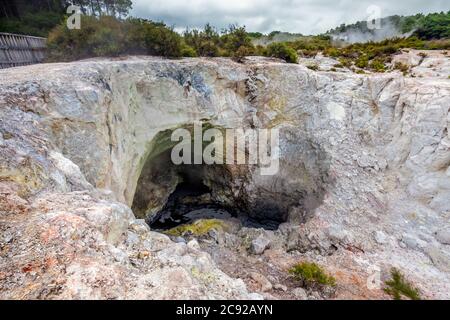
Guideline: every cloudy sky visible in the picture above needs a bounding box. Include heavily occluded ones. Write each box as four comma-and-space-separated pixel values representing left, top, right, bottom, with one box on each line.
131, 0, 450, 34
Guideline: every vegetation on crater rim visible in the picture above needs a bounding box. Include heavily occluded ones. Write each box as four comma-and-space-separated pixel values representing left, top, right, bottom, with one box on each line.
289, 262, 337, 288
2, 2, 449, 68
384, 268, 421, 300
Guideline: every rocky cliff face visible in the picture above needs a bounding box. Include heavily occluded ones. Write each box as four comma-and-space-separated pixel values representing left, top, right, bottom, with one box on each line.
0, 52, 449, 299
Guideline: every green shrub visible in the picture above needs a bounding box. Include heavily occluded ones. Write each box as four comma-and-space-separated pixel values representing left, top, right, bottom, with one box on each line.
355, 55, 369, 68
338, 57, 352, 68
384, 268, 421, 300
47, 16, 183, 61
183, 24, 220, 57
413, 12, 450, 40
324, 47, 340, 57
180, 45, 198, 57
394, 62, 409, 74
370, 57, 386, 72
221, 25, 255, 59
289, 262, 336, 287
265, 43, 299, 63
307, 64, 319, 71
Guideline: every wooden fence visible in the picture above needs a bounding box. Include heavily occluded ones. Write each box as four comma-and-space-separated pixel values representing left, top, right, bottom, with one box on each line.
0, 33, 47, 69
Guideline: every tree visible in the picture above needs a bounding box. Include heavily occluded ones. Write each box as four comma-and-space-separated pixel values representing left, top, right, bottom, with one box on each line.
0, 0, 133, 36
184, 23, 221, 57
220, 25, 255, 60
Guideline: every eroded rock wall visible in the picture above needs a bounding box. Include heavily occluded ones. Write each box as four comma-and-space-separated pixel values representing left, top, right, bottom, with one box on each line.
0, 54, 449, 299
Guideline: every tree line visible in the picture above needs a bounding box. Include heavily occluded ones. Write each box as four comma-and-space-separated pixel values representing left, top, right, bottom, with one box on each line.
328, 11, 450, 41
0, 0, 132, 36
1, 1, 448, 65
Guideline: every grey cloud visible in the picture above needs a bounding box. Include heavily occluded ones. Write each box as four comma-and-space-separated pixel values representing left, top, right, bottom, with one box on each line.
131, 0, 450, 34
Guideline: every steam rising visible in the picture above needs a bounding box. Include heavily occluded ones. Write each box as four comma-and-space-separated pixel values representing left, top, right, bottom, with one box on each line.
331, 20, 415, 44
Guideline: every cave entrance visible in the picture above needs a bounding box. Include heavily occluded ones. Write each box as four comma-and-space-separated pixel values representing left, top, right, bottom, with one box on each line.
131, 127, 285, 232
148, 169, 234, 231
130, 125, 332, 233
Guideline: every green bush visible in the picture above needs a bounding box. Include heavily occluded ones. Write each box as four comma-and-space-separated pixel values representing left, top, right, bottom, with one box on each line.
183, 24, 220, 57
47, 16, 183, 61
324, 47, 340, 57
370, 57, 387, 72
289, 262, 336, 287
384, 268, 421, 300
355, 55, 369, 68
414, 12, 450, 40
180, 45, 198, 57
394, 62, 409, 74
265, 43, 299, 63
338, 57, 352, 68
125, 18, 183, 57
183, 24, 256, 60
221, 25, 255, 57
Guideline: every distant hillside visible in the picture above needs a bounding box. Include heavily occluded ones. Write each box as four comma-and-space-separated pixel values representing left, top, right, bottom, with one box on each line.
250, 11, 450, 46
251, 31, 305, 46
327, 11, 450, 43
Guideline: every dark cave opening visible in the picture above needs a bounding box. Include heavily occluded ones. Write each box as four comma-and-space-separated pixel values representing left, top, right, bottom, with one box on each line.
147, 164, 283, 231
131, 127, 331, 234
131, 152, 284, 231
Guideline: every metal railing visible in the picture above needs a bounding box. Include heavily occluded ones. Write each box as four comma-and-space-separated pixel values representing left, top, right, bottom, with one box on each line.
0, 33, 47, 69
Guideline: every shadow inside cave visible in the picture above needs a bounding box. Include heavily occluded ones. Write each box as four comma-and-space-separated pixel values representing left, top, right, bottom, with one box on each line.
131, 125, 332, 233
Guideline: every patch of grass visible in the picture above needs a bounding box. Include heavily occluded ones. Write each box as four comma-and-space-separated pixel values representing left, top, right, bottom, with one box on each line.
164, 219, 226, 237
394, 62, 410, 75
370, 57, 387, 72
338, 57, 352, 68
289, 262, 336, 288
384, 268, 421, 300
307, 64, 319, 71
355, 55, 369, 68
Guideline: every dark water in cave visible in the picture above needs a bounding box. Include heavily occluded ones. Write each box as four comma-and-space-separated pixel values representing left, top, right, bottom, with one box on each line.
148, 179, 281, 231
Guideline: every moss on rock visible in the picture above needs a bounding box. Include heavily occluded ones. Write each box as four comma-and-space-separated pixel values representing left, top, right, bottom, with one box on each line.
164, 219, 227, 237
